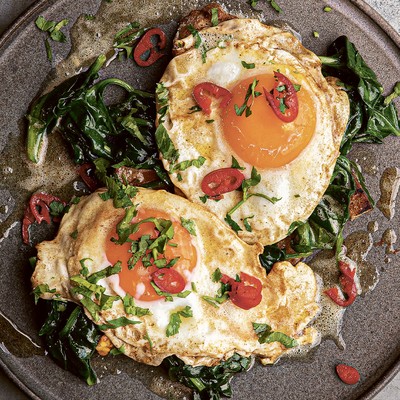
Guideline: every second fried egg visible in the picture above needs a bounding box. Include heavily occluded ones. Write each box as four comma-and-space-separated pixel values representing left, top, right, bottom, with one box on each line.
156, 18, 349, 245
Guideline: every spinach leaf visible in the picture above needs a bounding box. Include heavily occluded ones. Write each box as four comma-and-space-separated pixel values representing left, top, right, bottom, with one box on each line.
320, 36, 400, 155
26, 55, 168, 188
38, 301, 101, 386
164, 353, 252, 400
291, 155, 356, 254
259, 245, 286, 274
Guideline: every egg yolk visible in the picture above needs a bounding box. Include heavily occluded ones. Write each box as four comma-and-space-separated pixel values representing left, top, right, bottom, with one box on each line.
221, 72, 316, 168
105, 208, 197, 301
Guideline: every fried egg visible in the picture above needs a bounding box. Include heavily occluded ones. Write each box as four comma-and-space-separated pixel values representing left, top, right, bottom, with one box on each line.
32, 188, 320, 366
156, 18, 349, 245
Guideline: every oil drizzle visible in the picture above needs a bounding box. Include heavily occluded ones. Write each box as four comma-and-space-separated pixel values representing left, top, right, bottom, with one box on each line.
309, 250, 345, 349
0, 311, 43, 358
377, 166, 400, 220
344, 231, 379, 295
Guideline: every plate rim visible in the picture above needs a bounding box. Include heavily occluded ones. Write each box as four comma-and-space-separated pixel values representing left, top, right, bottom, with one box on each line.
0, 0, 399, 399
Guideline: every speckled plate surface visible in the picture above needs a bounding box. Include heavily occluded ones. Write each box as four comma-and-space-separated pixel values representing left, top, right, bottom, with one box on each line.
0, 1, 399, 399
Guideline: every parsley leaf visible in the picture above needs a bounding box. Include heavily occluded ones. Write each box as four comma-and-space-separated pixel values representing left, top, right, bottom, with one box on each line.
98, 317, 141, 330
180, 217, 197, 236
32, 284, 56, 304
123, 294, 152, 316
252, 322, 298, 348
234, 79, 261, 117
166, 306, 193, 337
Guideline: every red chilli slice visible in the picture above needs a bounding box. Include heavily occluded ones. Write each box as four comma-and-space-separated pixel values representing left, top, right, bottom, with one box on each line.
133, 28, 167, 67
264, 71, 299, 123
193, 82, 232, 116
325, 260, 357, 307
222, 272, 262, 310
201, 168, 245, 197
22, 193, 66, 245
336, 363, 360, 385
151, 268, 186, 294
77, 163, 99, 192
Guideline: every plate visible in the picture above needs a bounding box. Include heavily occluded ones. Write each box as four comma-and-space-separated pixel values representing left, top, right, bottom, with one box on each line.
0, 1, 399, 399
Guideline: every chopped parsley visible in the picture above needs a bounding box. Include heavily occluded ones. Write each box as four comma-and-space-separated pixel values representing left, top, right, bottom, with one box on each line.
252, 322, 298, 348
32, 284, 56, 304
241, 60, 255, 69
98, 316, 141, 331
180, 217, 197, 236
225, 167, 280, 231
211, 8, 219, 26
234, 79, 262, 117
166, 306, 193, 337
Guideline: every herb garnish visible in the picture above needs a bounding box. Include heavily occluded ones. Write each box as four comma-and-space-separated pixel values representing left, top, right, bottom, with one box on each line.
98, 316, 141, 330
234, 79, 262, 117
180, 217, 197, 236
32, 284, 56, 304
241, 60, 255, 69
225, 167, 281, 231
35, 16, 69, 42
211, 8, 219, 26
187, 25, 207, 63
253, 322, 298, 348
166, 306, 193, 337
164, 353, 251, 400
35, 16, 69, 62
155, 83, 206, 176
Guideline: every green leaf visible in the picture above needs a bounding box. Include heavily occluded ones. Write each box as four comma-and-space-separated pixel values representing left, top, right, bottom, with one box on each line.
166, 306, 193, 337
211, 268, 222, 283
321, 36, 400, 154
187, 25, 202, 48
86, 262, 122, 284
38, 302, 101, 385
241, 60, 255, 69
97, 317, 141, 330
79, 258, 92, 277
155, 123, 180, 164
243, 215, 254, 232
384, 81, 400, 105
269, 0, 283, 13
170, 156, 206, 173
252, 322, 298, 348
122, 293, 151, 317
231, 156, 245, 170
224, 214, 242, 233
32, 284, 56, 304
180, 217, 197, 236
164, 353, 251, 399
211, 8, 219, 26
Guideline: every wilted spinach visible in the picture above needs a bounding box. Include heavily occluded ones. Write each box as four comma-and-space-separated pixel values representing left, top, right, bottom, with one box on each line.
164, 353, 252, 400
38, 300, 102, 385
26, 54, 167, 187
263, 37, 400, 261
319, 36, 400, 155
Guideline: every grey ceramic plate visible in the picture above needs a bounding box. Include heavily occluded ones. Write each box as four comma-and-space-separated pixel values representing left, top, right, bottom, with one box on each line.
0, 1, 399, 399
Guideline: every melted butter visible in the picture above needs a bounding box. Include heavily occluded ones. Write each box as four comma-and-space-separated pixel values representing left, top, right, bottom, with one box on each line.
44, 0, 260, 92
377, 167, 400, 220
367, 220, 379, 233
0, 132, 80, 243
344, 231, 379, 295
375, 228, 399, 257
309, 250, 345, 349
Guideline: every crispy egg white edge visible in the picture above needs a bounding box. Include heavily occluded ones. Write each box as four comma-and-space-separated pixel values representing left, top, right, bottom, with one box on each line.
157, 18, 350, 246
32, 189, 321, 366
